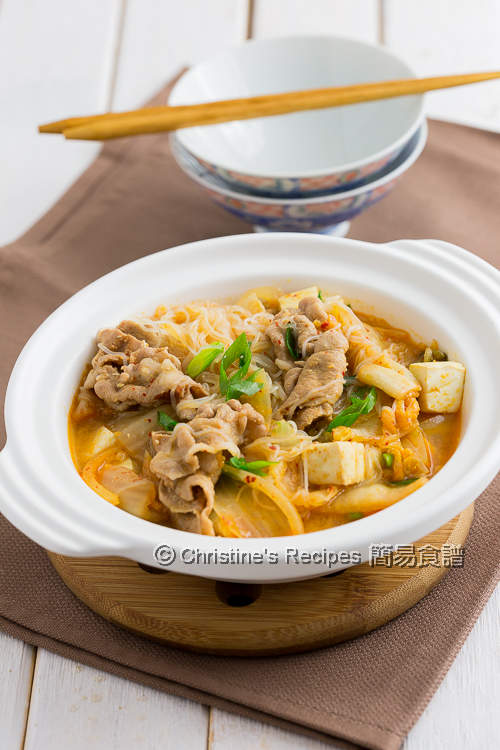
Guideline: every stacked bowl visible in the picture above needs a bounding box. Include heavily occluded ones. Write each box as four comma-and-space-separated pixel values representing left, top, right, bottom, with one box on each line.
169, 36, 427, 235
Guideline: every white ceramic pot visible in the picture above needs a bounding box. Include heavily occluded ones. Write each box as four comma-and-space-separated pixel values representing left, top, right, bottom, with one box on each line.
1, 234, 499, 583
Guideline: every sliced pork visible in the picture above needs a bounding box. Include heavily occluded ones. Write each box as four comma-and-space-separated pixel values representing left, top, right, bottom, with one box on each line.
297, 296, 328, 324
149, 400, 265, 534
266, 310, 317, 369
84, 325, 206, 411
265, 297, 347, 429
273, 327, 348, 429
117, 319, 169, 347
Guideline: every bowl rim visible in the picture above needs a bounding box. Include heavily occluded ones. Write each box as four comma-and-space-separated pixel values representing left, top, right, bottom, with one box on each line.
171, 121, 428, 205
168, 34, 426, 180
1, 234, 500, 583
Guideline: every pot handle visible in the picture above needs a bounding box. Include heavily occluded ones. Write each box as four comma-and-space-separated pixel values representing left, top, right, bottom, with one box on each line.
385, 238, 500, 301
0, 446, 122, 558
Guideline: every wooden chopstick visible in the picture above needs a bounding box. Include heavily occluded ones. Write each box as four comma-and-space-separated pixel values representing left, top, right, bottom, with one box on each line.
38, 71, 500, 141
37, 102, 218, 133
38, 106, 171, 133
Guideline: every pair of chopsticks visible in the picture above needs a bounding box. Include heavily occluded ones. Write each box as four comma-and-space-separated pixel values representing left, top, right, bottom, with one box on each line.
39, 71, 500, 141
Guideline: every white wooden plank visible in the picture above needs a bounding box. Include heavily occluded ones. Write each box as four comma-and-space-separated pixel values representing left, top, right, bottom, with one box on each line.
0, 0, 123, 245
403, 585, 500, 750
384, 0, 500, 131
210, 707, 342, 749
112, 0, 249, 111
252, 0, 378, 43
24, 649, 209, 750
0, 633, 36, 750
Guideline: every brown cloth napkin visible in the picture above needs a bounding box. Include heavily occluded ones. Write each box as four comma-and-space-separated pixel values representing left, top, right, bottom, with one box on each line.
1, 80, 499, 750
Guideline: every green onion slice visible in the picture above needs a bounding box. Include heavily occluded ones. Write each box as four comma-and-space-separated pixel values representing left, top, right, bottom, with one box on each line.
318, 289, 324, 301
326, 386, 377, 431
219, 333, 263, 401
285, 324, 299, 360
226, 370, 263, 400
382, 452, 394, 469
347, 512, 364, 521
390, 477, 418, 486
186, 342, 224, 378
157, 410, 178, 431
219, 333, 249, 394
227, 456, 278, 477
222, 333, 251, 378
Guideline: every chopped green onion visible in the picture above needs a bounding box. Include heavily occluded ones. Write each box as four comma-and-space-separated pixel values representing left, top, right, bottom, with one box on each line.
219, 333, 263, 401
227, 456, 278, 477
157, 410, 178, 431
382, 452, 394, 469
186, 342, 224, 378
326, 386, 377, 431
221, 333, 251, 377
347, 512, 364, 521
226, 371, 263, 400
318, 289, 324, 301
219, 333, 251, 395
390, 477, 418, 486
285, 324, 299, 360
423, 347, 448, 363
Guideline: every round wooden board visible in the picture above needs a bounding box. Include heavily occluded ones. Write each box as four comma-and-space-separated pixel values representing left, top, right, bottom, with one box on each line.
49, 505, 473, 656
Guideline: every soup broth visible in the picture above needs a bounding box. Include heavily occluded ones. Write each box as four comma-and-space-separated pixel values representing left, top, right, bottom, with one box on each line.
69, 286, 463, 537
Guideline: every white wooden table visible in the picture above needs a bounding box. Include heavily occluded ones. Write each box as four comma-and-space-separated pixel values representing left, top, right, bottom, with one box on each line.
1, 2, 498, 748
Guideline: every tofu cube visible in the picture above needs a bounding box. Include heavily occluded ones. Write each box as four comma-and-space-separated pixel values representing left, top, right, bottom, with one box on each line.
409, 361, 465, 413
307, 442, 379, 486
279, 286, 319, 310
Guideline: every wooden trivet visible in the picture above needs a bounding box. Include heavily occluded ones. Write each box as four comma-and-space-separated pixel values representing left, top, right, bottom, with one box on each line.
49, 504, 473, 656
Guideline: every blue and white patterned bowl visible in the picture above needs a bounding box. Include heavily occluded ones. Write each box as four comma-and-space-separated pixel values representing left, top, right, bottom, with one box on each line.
168, 36, 425, 198
172, 122, 427, 235
178, 139, 409, 199
170, 132, 411, 200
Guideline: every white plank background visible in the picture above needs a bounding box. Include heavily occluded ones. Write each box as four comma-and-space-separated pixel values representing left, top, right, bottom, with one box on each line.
252, 0, 379, 43
23, 651, 209, 750
1, 1, 499, 748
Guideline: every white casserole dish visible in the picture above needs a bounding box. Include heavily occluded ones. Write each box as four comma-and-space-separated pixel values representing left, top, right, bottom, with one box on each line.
1, 234, 499, 583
